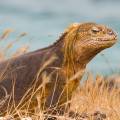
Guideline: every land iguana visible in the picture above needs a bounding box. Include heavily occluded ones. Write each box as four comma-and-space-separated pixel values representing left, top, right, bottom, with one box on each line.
0, 23, 117, 115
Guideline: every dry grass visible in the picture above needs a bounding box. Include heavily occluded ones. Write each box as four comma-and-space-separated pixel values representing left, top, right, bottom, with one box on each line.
71, 74, 120, 120
1, 74, 119, 120
0, 29, 29, 61
0, 29, 119, 120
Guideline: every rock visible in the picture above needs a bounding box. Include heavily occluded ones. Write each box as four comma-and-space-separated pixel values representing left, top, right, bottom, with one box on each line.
0, 116, 13, 120
21, 117, 32, 120
93, 111, 106, 120
106, 75, 120, 89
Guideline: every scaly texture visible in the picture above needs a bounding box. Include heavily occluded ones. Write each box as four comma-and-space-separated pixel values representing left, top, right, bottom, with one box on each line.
0, 22, 117, 115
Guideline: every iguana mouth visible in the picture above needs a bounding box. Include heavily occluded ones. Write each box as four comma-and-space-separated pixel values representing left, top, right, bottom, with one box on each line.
92, 36, 117, 46
96, 36, 117, 41
97, 37, 117, 42
97, 40, 117, 44
96, 39, 117, 43
94, 38, 117, 44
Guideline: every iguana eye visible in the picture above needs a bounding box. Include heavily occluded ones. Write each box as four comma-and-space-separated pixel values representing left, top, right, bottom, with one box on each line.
91, 26, 100, 33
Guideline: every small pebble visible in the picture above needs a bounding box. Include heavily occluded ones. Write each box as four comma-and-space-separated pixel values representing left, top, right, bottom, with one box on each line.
21, 117, 32, 120
0, 115, 13, 120
0, 117, 5, 120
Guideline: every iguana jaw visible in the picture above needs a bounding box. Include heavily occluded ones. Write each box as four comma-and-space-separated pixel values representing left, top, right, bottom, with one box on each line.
79, 37, 117, 49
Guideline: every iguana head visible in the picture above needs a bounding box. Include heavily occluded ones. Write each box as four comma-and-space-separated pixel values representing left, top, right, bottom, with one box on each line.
63, 22, 117, 70
64, 22, 117, 49
71, 23, 117, 49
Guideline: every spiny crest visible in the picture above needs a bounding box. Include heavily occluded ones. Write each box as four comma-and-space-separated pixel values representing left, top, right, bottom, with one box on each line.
65, 22, 97, 33
53, 23, 80, 46
63, 23, 82, 77
64, 23, 80, 33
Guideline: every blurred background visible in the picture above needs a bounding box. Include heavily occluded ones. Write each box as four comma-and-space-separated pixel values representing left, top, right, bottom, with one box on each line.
0, 0, 120, 75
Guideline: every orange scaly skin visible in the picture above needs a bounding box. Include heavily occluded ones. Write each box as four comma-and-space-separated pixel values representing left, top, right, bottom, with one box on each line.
0, 23, 117, 115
